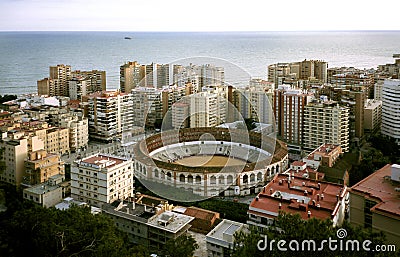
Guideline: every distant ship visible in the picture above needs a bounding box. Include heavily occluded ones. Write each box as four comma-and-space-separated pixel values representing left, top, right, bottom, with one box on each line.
124, 37, 132, 40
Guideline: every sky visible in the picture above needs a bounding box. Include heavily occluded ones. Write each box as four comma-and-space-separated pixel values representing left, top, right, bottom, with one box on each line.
0, 0, 399, 31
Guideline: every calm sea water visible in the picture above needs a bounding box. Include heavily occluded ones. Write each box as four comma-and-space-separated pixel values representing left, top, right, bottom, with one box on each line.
0, 31, 399, 95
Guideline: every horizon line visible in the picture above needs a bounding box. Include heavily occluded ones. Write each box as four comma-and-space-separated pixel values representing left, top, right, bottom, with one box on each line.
1, 29, 400, 33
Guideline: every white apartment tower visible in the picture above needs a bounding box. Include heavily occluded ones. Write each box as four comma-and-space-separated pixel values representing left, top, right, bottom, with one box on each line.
87, 91, 134, 142
190, 91, 226, 128
233, 79, 274, 124
71, 154, 134, 207
303, 99, 350, 152
381, 79, 400, 145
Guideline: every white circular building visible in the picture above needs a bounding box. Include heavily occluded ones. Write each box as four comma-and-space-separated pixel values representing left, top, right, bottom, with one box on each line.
133, 127, 288, 200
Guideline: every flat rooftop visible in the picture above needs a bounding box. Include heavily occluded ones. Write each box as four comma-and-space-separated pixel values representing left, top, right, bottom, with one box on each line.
351, 164, 400, 217
24, 182, 60, 195
147, 211, 194, 233
77, 154, 130, 169
206, 219, 246, 247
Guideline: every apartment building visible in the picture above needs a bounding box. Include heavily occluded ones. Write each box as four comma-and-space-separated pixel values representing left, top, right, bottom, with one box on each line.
364, 99, 382, 134
303, 98, 350, 152
120, 61, 145, 93
173, 64, 224, 92
131, 87, 162, 128
23, 174, 65, 208
71, 153, 134, 207
190, 91, 226, 128
73, 69, 106, 93
321, 85, 366, 140
68, 76, 89, 100
102, 196, 194, 251
327, 67, 375, 98
381, 79, 400, 145
59, 114, 89, 152
38, 64, 106, 97
0, 130, 44, 186
87, 91, 134, 142
350, 164, 400, 246
206, 219, 248, 257
232, 79, 274, 124
172, 102, 189, 129
22, 149, 64, 186
273, 85, 314, 148
248, 173, 349, 229
268, 60, 327, 86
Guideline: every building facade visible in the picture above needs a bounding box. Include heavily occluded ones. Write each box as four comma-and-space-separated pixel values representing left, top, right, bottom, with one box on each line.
381, 79, 400, 145
273, 85, 314, 147
87, 91, 135, 142
206, 219, 248, 257
350, 164, 400, 246
248, 173, 349, 229
364, 99, 382, 134
303, 99, 350, 152
71, 154, 134, 207
23, 149, 64, 186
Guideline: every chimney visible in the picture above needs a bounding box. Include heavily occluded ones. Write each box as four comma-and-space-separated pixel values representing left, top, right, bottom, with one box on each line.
317, 194, 320, 201
256, 196, 259, 201
336, 194, 339, 201
321, 194, 324, 200
317, 204, 320, 209
270, 188, 273, 195
312, 200, 316, 206
304, 190, 308, 195
279, 203, 282, 209
307, 211, 311, 218
318, 183, 321, 190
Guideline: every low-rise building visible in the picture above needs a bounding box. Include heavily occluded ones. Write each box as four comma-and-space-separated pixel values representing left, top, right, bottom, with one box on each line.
303, 143, 343, 169
247, 173, 348, 229
350, 164, 400, 246
102, 197, 194, 252
173, 206, 220, 234
23, 174, 65, 207
206, 219, 248, 257
71, 153, 134, 207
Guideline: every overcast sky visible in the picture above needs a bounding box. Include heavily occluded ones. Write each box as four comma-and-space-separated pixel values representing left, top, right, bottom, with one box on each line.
0, 0, 399, 31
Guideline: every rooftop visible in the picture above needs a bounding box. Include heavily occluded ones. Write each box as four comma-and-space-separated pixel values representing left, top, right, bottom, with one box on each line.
364, 99, 382, 109
306, 143, 341, 161
206, 219, 247, 247
147, 210, 194, 233
23, 182, 60, 195
77, 153, 130, 170
351, 164, 400, 217
249, 173, 347, 220
184, 206, 219, 221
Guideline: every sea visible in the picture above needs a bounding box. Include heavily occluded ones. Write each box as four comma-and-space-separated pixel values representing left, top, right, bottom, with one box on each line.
0, 31, 400, 96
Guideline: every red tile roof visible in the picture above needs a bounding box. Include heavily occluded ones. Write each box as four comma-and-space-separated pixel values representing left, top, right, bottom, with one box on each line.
80, 154, 126, 169
249, 173, 347, 221
351, 164, 400, 217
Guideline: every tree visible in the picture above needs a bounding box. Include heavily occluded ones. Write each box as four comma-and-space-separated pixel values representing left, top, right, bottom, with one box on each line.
0, 204, 132, 257
232, 212, 394, 257
163, 234, 198, 257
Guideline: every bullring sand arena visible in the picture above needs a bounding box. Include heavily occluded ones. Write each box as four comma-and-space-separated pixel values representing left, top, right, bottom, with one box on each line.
172, 155, 247, 167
